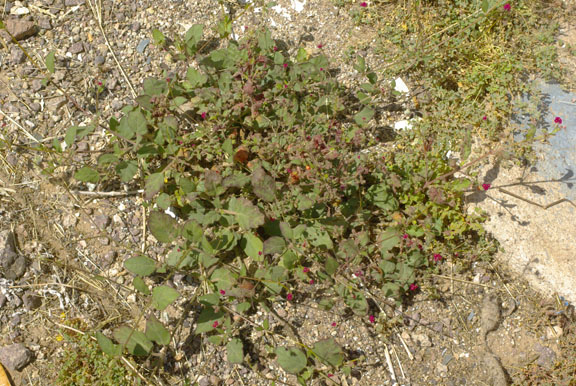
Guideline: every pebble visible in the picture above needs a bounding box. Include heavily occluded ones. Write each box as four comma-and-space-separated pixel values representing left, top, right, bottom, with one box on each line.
5, 17, 38, 40
23, 292, 42, 310
94, 55, 106, 65
10, 46, 26, 64
37, 17, 52, 30
68, 41, 85, 54
0, 294, 6, 309
534, 343, 556, 368
136, 38, 150, 54
0, 343, 33, 371
31, 79, 44, 92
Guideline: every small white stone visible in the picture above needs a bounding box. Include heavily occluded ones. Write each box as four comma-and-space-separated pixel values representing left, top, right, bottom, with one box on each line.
394, 77, 410, 94
10, 5, 30, 15
394, 120, 412, 131
291, 0, 306, 12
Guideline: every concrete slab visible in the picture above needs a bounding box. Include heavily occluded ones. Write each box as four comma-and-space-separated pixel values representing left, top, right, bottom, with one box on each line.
468, 80, 576, 305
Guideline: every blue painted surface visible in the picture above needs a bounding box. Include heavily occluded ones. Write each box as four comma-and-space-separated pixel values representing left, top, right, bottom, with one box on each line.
515, 81, 576, 200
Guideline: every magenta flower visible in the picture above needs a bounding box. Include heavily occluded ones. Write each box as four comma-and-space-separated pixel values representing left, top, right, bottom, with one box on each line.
369, 315, 375, 323
402, 233, 409, 239
258, 251, 263, 256
554, 116, 563, 124
286, 293, 293, 301
317, 44, 323, 49
283, 63, 288, 68
212, 321, 219, 328
309, 279, 315, 285
482, 183, 491, 191
503, 3, 511, 11
360, 1, 368, 7
219, 289, 226, 295
273, 46, 278, 51
201, 112, 207, 119
482, 115, 487, 120
331, 322, 337, 327
409, 283, 418, 291
433, 253, 442, 262
303, 267, 310, 273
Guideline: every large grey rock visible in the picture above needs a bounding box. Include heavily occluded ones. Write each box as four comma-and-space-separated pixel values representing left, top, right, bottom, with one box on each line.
0, 343, 33, 371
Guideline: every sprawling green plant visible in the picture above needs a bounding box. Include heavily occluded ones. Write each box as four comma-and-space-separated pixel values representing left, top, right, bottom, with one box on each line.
64, 22, 491, 382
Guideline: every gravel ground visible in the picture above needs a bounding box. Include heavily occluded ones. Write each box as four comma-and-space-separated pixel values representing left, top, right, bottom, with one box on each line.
1, 0, 575, 385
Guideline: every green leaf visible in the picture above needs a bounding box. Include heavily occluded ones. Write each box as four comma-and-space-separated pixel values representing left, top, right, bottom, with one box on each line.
152, 285, 180, 311
223, 173, 250, 189
279, 222, 293, 240
312, 338, 343, 367
251, 166, 276, 202
149, 211, 179, 243
145, 172, 165, 200
452, 178, 471, 192
186, 67, 207, 87
116, 160, 138, 182
124, 255, 156, 276
64, 126, 77, 147
228, 197, 265, 229
241, 233, 264, 261
113, 326, 153, 356
184, 24, 204, 46
366, 183, 397, 211
152, 29, 166, 46
129, 110, 148, 136
199, 293, 220, 307
195, 307, 225, 334
143, 77, 167, 96
133, 276, 150, 295
211, 268, 237, 291
263, 236, 286, 255
45, 51, 56, 74
98, 154, 119, 166
379, 228, 400, 254
345, 291, 368, 315
227, 338, 244, 364
182, 220, 203, 243
353, 56, 366, 73
257, 29, 274, 51
325, 256, 338, 275
96, 332, 122, 357
354, 107, 375, 127
74, 167, 100, 183
145, 314, 171, 345
276, 346, 307, 374
481, 0, 490, 13
281, 250, 297, 269
296, 47, 308, 63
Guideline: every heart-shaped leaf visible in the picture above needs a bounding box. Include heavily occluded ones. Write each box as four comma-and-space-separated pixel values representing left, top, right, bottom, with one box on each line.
113, 326, 153, 356
227, 338, 244, 364
276, 346, 307, 374
124, 255, 156, 276
228, 197, 264, 229
145, 314, 171, 345
151, 285, 180, 311
312, 338, 343, 367
149, 211, 179, 243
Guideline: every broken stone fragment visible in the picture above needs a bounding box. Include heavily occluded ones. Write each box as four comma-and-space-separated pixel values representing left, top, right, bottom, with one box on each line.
0, 343, 33, 371
5, 17, 38, 41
